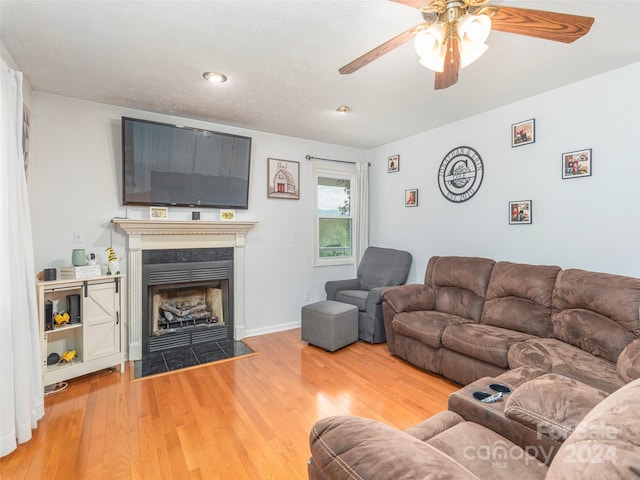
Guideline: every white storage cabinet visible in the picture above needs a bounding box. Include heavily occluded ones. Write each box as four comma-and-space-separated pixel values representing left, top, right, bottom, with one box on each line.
37, 275, 125, 387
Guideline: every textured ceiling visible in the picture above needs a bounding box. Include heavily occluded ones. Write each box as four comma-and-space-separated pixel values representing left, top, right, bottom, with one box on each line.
1, 0, 639, 149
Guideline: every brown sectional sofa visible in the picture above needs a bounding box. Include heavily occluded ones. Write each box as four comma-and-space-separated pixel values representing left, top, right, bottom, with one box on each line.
307, 256, 640, 479
381, 256, 640, 391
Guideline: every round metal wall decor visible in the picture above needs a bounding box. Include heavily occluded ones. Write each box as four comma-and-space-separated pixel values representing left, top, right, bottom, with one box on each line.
437, 146, 484, 203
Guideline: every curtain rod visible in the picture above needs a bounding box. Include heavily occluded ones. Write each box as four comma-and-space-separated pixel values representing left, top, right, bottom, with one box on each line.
305, 155, 370, 166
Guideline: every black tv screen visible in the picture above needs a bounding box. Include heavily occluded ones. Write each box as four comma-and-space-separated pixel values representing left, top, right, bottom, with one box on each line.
122, 117, 252, 209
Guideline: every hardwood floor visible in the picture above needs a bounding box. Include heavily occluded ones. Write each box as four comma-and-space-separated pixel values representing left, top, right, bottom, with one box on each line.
0, 328, 458, 479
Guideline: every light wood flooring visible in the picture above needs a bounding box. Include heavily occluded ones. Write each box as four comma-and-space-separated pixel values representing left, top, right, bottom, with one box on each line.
0, 328, 459, 479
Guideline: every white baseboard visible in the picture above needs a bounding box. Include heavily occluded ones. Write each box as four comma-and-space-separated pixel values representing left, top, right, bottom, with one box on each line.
244, 321, 300, 338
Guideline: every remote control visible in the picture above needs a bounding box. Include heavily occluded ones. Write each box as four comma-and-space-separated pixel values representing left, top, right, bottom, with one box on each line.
480, 391, 503, 403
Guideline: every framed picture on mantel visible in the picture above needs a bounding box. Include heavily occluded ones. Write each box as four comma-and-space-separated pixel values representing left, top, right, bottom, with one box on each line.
149, 206, 168, 219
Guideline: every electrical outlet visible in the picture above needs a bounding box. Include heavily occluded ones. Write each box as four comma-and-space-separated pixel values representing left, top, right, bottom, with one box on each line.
304, 291, 310, 301
73, 230, 82, 244
290, 233, 296, 243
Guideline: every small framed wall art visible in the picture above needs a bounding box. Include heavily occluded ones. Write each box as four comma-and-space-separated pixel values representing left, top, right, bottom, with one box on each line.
509, 200, 532, 225
388, 155, 399, 173
405, 189, 418, 207
512, 118, 535, 147
562, 148, 592, 179
220, 209, 236, 221
267, 158, 300, 199
149, 206, 168, 219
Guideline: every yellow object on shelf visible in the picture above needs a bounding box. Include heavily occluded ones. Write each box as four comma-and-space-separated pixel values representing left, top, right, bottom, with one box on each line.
54, 311, 70, 325
61, 350, 77, 362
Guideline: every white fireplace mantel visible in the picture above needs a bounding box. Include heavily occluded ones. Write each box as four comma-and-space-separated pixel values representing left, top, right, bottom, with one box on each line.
113, 219, 257, 360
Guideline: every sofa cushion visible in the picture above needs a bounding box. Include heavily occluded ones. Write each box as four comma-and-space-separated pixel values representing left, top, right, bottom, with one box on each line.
616, 337, 640, 383
428, 256, 495, 322
547, 377, 640, 479
442, 324, 536, 368
309, 415, 482, 479
552, 309, 637, 364
508, 338, 625, 393
504, 374, 608, 442
551, 268, 640, 362
356, 246, 412, 291
495, 366, 547, 388
426, 422, 547, 479
393, 311, 474, 349
334, 290, 367, 311
482, 261, 560, 337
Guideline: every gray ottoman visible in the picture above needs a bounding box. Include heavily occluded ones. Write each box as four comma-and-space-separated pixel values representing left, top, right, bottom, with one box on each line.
301, 300, 358, 352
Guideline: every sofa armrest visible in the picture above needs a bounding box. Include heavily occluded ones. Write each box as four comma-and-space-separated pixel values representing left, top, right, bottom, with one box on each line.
325, 278, 360, 301
404, 411, 465, 441
382, 284, 435, 314
364, 286, 386, 313
617, 337, 640, 383
309, 415, 479, 480
504, 373, 608, 442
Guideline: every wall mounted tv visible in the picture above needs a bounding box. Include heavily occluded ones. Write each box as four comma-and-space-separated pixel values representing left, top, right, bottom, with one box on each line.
122, 117, 252, 209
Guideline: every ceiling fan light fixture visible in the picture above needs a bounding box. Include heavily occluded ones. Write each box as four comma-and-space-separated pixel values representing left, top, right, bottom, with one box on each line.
418, 55, 445, 73
458, 13, 491, 46
414, 24, 445, 57
414, 24, 446, 72
458, 14, 491, 68
459, 42, 488, 68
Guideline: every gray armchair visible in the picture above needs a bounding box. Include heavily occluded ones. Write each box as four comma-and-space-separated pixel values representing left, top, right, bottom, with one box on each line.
325, 246, 412, 343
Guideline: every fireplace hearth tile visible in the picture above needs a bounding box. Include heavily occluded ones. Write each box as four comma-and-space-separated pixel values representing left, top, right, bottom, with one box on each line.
192, 343, 228, 363
133, 340, 255, 380
219, 340, 253, 357
163, 348, 199, 370
136, 352, 169, 378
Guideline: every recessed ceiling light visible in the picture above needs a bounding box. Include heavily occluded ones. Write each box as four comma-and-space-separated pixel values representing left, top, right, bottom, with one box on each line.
335, 106, 352, 114
203, 71, 228, 83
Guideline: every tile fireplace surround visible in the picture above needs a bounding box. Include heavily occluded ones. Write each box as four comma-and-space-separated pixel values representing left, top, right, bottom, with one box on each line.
112, 219, 256, 361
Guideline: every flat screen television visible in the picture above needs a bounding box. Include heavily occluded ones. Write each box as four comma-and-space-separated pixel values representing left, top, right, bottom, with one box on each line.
122, 117, 252, 209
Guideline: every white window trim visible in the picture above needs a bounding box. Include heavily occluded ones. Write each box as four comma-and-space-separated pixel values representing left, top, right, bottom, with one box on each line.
312, 161, 357, 267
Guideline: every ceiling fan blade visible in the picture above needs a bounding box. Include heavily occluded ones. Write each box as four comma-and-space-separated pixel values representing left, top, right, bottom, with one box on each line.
434, 36, 460, 90
339, 23, 426, 74
489, 6, 594, 43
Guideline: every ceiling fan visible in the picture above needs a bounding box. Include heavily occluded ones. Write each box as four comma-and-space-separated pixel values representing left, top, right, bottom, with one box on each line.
339, 0, 595, 89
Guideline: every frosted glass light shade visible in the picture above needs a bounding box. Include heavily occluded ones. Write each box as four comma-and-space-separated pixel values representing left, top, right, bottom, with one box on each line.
414, 24, 446, 72
458, 14, 491, 45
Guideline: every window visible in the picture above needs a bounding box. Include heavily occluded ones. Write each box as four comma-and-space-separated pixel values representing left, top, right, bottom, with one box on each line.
313, 163, 356, 266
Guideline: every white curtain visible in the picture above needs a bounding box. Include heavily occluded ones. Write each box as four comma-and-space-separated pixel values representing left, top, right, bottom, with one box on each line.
354, 162, 369, 264
0, 59, 44, 458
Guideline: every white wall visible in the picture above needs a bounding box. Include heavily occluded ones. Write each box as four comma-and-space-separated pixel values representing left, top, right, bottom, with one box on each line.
26, 63, 640, 341
28, 93, 365, 337
368, 63, 640, 282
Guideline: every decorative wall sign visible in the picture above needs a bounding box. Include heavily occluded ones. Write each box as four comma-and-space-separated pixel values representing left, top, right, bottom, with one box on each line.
405, 189, 418, 207
388, 155, 400, 173
562, 148, 591, 179
437, 146, 484, 203
509, 200, 532, 224
512, 118, 535, 147
267, 158, 300, 199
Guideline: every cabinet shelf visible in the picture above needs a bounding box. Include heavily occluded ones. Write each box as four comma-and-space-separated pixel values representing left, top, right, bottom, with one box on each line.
47, 323, 82, 334
38, 275, 125, 388
45, 359, 81, 373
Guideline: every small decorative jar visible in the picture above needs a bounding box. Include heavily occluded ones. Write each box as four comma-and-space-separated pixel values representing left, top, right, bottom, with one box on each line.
71, 249, 87, 266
